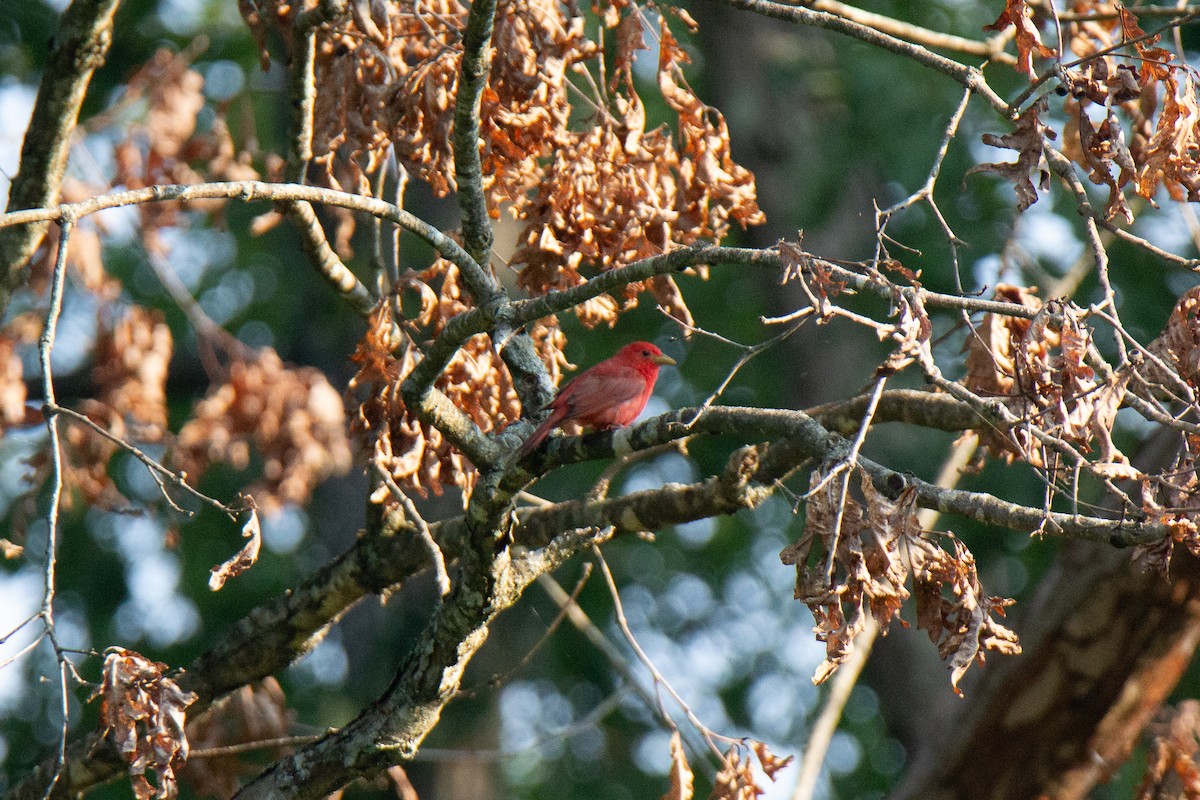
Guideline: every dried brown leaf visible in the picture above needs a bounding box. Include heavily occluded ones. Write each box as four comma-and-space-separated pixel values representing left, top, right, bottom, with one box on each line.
99, 648, 198, 800
967, 98, 1055, 211
93, 306, 173, 439
750, 741, 794, 781
1136, 701, 1200, 800
984, 0, 1056, 76
209, 509, 262, 591
660, 731, 693, 800
182, 678, 292, 798
0, 334, 28, 430
709, 748, 761, 800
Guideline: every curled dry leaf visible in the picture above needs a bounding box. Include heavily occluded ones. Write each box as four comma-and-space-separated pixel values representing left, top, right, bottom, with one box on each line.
880, 291, 931, 374
98, 648, 198, 800
709, 744, 791, 800
907, 534, 1020, 695
1145, 285, 1200, 390
660, 731, 693, 800
782, 470, 1018, 690
1063, 96, 1136, 223
778, 239, 846, 319
1131, 290, 1200, 557
1135, 701, 1200, 800
750, 741, 793, 781
209, 509, 262, 591
175, 349, 353, 513
967, 98, 1055, 211
984, 0, 1056, 76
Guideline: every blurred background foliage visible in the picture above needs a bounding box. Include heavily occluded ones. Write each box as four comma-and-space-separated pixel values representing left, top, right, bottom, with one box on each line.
1, 0, 1198, 798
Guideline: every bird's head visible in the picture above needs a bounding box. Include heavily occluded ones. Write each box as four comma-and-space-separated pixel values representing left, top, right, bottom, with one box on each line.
620, 341, 677, 372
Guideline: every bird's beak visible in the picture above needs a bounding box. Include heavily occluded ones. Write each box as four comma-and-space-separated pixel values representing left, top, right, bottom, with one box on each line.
651, 354, 677, 366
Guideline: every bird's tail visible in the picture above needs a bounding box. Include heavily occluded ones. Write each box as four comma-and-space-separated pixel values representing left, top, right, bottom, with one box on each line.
518, 412, 560, 457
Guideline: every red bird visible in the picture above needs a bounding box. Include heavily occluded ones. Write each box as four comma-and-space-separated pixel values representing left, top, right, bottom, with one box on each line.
519, 341, 676, 456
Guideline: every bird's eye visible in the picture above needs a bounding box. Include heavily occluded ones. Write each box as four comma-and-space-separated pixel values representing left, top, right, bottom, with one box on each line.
642, 349, 650, 357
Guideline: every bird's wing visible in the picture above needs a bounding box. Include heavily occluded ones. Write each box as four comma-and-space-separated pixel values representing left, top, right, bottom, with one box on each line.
560, 367, 646, 420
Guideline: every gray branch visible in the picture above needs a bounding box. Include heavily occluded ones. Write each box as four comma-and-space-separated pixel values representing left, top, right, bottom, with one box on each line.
0, 0, 121, 316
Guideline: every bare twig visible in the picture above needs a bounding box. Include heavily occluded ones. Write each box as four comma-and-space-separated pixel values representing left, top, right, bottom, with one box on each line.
591, 549, 732, 763
48, 403, 243, 518
35, 212, 75, 800
809, 0, 1015, 64
373, 463, 451, 599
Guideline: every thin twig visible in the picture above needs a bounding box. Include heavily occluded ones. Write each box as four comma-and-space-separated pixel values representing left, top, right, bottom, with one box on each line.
592, 548, 733, 763
457, 564, 593, 698
373, 463, 450, 599
36, 211, 74, 800
48, 403, 243, 519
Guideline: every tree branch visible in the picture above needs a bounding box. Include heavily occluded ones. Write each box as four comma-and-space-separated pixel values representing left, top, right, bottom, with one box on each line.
809, 0, 1015, 65
0, 0, 121, 316
6, 388, 1172, 799
452, 0, 497, 268
0, 182, 478, 278
713, 0, 1009, 116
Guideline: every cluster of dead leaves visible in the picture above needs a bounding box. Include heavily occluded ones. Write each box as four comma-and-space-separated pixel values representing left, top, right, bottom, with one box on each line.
1136, 700, 1200, 800
514, 15, 762, 328
112, 47, 259, 236
60, 307, 175, 508
0, 303, 176, 546
175, 348, 352, 513
963, 284, 1132, 476
350, 261, 569, 499
659, 732, 792, 800
97, 648, 198, 800
979, 2, 1200, 219
781, 470, 1019, 693
94, 306, 174, 438
244, 0, 761, 327
1133, 287, 1200, 570
181, 677, 292, 798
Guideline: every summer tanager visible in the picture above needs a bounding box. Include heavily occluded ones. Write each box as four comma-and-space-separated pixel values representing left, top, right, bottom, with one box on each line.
519, 341, 676, 456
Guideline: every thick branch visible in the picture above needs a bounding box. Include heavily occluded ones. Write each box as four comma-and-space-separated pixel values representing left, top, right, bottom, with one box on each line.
7, 392, 1172, 799
520, 406, 1166, 546
452, 0, 497, 268
0, 0, 121, 315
